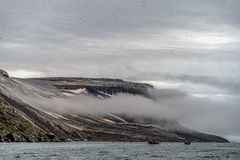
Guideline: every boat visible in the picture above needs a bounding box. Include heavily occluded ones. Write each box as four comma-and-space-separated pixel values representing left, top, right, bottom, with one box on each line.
184, 140, 191, 145
148, 140, 159, 144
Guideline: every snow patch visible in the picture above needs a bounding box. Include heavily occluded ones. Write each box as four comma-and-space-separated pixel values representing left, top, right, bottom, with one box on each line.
62, 92, 74, 97
103, 118, 116, 123
37, 107, 69, 120
97, 94, 104, 99
69, 88, 88, 94
108, 114, 128, 123
98, 91, 113, 97
64, 123, 84, 131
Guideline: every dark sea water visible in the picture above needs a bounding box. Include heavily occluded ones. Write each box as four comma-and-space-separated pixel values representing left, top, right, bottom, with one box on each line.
0, 142, 239, 160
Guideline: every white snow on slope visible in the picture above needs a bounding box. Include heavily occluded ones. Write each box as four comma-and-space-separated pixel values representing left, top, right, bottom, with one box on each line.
103, 118, 116, 124
69, 88, 88, 94
64, 123, 84, 131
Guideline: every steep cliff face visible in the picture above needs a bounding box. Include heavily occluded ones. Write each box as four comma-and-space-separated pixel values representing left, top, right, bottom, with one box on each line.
0, 69, 228, 142
30, 77, 153, 98
0, 69, 9, 78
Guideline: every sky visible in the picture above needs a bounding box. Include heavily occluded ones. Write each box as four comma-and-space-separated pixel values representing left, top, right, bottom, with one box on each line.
0, 0, 240, 141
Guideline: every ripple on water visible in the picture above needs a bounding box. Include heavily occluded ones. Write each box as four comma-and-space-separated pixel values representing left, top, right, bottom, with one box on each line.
0, 142, 239, 160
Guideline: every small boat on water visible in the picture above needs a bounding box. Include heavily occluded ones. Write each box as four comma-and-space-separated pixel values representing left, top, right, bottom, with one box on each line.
148, 140, 159, 144
184, 140, 191, 145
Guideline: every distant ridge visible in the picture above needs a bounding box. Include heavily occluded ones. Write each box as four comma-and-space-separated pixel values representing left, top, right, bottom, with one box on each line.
0, 69, 228, 142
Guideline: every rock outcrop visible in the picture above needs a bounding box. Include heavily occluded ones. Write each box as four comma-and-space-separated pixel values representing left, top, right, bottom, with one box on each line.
31, 77, 153, 98
0, 69, 9, 78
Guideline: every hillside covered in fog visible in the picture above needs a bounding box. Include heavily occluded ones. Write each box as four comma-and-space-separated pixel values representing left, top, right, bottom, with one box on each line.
0, 69, 228, 142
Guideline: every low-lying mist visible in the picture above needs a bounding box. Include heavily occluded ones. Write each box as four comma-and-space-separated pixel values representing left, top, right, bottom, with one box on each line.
4, 82, 240, 142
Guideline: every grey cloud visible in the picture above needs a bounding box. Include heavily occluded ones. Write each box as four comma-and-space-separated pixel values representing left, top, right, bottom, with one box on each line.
0, 0, 240, 140
162, 74, 240, 94
149, 88, 188, 100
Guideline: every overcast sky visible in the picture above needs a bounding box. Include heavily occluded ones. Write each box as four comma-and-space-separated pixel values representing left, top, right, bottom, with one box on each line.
0, 0, 240, 141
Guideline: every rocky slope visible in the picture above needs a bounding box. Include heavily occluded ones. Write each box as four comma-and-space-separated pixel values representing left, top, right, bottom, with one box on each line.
0, 69, 228, 142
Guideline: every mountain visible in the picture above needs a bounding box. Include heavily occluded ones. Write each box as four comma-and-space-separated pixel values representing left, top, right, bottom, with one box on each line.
0, 69, 228, 142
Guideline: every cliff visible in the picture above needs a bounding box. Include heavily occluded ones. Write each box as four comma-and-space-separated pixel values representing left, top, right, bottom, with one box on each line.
0, 69, 228, 142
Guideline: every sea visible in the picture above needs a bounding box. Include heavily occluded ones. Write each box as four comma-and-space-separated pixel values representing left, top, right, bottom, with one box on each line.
0, 142, 239, 160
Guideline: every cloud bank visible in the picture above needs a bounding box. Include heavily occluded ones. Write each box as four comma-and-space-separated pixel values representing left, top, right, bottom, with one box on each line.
0, 0, 240, 141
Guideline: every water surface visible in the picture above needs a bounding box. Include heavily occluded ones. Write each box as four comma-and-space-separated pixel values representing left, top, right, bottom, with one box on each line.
0, 142, 239, 160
